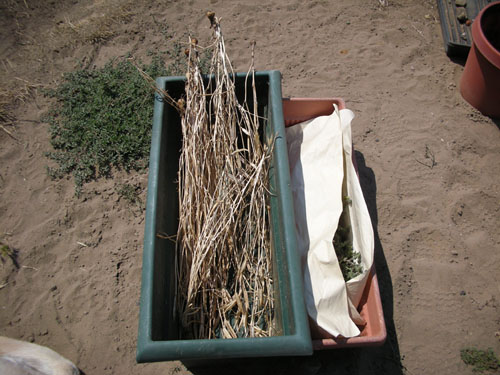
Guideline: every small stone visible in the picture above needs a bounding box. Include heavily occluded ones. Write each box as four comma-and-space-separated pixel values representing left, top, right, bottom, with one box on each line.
50, 285, 57, 292
455, 0, 466, 6
451, 250, 459, 256
457, 9, 468, 23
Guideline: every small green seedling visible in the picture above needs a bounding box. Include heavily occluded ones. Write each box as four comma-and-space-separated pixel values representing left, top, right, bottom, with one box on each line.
461, 347, 500, 373
116, 183, 142, 207
333, 196, 363, 281
0, 240, 19, 268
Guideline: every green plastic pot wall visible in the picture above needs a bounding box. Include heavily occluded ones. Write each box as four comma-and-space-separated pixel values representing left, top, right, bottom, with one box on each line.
136, 71, 312, 363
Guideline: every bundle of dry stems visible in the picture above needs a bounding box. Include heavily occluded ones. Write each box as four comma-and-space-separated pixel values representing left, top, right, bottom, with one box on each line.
171, 12, 274, 339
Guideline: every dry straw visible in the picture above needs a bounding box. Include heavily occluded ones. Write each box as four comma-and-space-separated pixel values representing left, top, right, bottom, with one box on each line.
172, 12, 274, 339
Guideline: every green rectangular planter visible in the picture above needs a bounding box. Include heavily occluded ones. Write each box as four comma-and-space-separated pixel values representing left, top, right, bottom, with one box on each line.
136, 71, 312, 362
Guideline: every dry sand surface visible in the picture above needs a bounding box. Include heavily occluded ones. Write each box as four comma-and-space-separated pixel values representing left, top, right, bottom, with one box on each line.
1, 0, 499, 374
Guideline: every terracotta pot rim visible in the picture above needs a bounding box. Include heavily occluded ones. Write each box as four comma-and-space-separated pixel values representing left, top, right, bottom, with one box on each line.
472, 1, 500, 69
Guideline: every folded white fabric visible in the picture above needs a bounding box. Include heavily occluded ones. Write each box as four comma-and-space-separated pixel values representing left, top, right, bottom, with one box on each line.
286, 105, 374, 338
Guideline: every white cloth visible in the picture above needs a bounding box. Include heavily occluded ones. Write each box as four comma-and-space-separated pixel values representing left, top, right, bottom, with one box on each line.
286, 105, 374, 338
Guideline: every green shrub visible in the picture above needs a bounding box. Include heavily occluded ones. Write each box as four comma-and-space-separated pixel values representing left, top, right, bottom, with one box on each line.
461, 347, 500, 373
43, 54, 178, 195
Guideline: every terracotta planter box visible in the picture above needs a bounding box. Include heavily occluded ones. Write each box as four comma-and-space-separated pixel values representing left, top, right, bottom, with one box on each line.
282, 97, 387, 349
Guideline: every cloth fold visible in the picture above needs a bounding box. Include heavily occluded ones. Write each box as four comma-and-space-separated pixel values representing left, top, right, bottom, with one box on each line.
286, 105, 374, 338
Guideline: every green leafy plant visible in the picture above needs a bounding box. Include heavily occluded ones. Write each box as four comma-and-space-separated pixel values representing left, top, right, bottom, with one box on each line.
0, 240, 19, 268
334, 224, 363, 281
461, 347, 500, 373
334, 196, 363, 281
116, 182, 142, 207
43, 53, 180, 195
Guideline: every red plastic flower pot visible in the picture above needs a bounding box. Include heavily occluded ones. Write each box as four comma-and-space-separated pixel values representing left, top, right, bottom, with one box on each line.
460, 1, 500, 118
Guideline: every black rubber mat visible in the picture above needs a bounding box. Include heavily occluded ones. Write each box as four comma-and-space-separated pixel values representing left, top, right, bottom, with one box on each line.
437, 0, 494, 57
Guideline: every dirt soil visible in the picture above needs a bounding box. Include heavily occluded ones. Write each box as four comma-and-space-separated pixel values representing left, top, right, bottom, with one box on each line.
1, 0, 499, 374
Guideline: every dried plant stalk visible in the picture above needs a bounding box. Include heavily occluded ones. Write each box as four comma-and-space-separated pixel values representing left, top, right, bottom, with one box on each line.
175, 13, 274, 339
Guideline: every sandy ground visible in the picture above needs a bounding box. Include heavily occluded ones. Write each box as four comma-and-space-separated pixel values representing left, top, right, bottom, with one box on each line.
1, 0, 499, 374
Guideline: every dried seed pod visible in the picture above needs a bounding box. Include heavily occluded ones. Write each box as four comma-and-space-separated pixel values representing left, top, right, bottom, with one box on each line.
184, 48, 190, 57
191, 37, 198, 45
206, 11, 216, 26
177, 98, 185, 114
